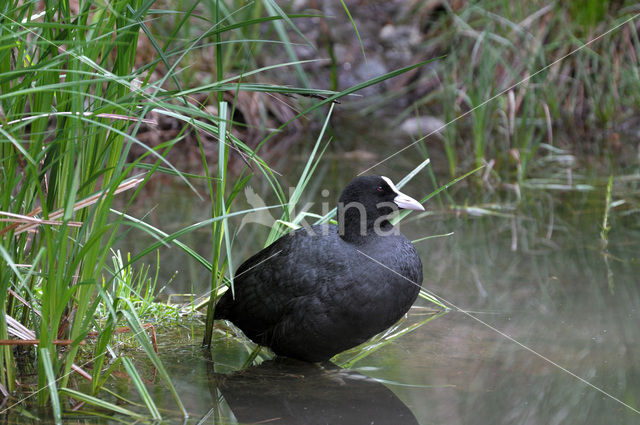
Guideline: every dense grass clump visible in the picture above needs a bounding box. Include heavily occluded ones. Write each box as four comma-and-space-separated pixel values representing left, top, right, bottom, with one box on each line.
0, 0, 194, 419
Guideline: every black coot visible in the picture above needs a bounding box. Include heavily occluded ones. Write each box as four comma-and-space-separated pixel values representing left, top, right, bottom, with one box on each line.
214, 175, 424, 362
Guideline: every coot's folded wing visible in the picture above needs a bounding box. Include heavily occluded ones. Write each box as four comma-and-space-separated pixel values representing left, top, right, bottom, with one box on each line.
214, 226, 342, 337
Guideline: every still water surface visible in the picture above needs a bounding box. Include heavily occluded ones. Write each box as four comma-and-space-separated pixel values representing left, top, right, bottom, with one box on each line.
101, 173, 640, 425
7, 148, 637, 424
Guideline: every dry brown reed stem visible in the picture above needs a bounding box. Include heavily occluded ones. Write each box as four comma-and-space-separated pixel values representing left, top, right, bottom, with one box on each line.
5, 314, 92, 380
0, 339, 84, 346
0, 177, 143, 237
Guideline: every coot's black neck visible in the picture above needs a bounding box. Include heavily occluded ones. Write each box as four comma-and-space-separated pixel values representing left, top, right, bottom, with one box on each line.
336, 203, 396, 244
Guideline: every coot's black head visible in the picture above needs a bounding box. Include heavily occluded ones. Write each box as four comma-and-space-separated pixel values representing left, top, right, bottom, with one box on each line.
337, 175, 424, 242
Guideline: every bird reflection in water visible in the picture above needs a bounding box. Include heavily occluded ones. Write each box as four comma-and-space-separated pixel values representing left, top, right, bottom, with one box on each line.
205, 357, 420, 425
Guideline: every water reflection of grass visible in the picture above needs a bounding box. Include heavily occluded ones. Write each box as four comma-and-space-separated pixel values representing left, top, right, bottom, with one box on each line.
318, 185, 637, 423
405, 188, 640, 423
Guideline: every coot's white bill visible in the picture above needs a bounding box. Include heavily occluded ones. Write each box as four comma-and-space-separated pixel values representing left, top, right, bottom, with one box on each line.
381, 176, 425, 211
393, 192, 425, 211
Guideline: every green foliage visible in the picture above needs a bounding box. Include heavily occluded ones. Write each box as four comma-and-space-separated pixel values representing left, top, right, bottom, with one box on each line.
567, 0, 610, 28
0, 0, 200, 417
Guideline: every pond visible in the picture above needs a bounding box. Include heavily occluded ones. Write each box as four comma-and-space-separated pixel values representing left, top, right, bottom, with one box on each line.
95, 150, 639, 424
7, 141, 639, 425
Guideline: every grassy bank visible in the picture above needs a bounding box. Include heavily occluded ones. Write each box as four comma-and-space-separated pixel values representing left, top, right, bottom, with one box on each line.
389, 0, 640, 181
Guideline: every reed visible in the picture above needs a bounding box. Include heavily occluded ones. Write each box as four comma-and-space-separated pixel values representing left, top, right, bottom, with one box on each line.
0, 0, 197, 418
393, 1, 639, 184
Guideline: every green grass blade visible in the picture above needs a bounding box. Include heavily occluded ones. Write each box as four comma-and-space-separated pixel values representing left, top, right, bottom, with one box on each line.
263, 0, 311, 87
39, 348, 61, 425
339, 0, 366, 60
335, 310, 448, 368
418, 289, 448, 310
93, 357, 122, 395
121, 357, 161, 420
254, 57, 441, 160
395, 158, 431, 190
114, 204, 285, 270
59, 388, 146, 420
423, 165, 485, 204
392, 165, 485, 225
267, 103, 335, 243
218, 101, 234, 292
119, 302, 187, 417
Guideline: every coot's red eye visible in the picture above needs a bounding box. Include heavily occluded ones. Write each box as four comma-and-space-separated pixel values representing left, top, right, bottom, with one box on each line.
376, 186, 384, 192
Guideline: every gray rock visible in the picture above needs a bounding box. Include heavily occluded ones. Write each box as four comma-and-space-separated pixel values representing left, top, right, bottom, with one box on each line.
400, 116, 446, 137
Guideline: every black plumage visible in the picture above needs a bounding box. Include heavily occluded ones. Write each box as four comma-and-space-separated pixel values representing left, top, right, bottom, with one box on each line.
214, 175, 424, 362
